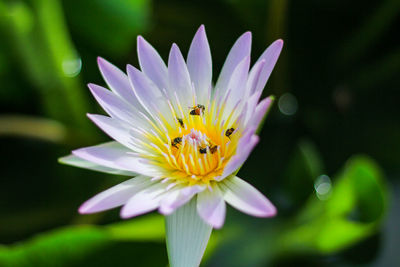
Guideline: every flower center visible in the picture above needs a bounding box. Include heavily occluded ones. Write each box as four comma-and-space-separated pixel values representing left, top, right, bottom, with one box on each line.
170, 128, 221, 177
142, 99, 242, 186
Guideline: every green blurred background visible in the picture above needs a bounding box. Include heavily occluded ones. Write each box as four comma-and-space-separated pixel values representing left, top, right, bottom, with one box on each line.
0, 0, 399, 266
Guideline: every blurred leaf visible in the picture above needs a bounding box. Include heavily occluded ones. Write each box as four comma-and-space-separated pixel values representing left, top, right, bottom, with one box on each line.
108, 215, 165, 241
0, 115, 67, 143
0, 0, 95, 141
0, 214, 165, 267
283, 139, 324, 209
278, 155, 388, 255
63, 0, 151, 57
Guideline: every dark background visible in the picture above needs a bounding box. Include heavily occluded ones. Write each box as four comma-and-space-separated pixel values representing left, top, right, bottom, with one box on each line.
0, 0, 399, 266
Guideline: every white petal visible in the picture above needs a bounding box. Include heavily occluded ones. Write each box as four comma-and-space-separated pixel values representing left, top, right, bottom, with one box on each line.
137, 36, 169, 91
59, 154, 134, 176
120, 183, 167, 218
72, 141, 156, 177
71, 142, 134, 171
88, 83, 147, 127
219, 128, 259, 180
127, 64, 173, 126
197, 185, 226, 229
159, 185, 205, 215
97, 57, 145, 113
253, 39, 283, 94
187, 25, 212, 105
215, 32, 251, 98
221, 56, 250, 118
249, 96, 274, 129
79, 176, 153, 213
87, 114, 135, 150
246, 59, 266, 97
220, 176, 276, 217
168, 43, 193, 107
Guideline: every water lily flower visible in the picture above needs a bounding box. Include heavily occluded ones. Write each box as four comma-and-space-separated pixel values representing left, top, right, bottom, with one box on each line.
60, 25, 282, 266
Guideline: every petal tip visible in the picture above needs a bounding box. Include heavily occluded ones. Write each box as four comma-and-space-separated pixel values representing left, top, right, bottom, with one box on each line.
78, 203, 90, 214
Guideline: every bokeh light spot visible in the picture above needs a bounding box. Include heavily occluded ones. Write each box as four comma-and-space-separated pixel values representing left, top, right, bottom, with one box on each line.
62, 57, 82, 77
278, 93, 298, 116
314, 174, 332, 200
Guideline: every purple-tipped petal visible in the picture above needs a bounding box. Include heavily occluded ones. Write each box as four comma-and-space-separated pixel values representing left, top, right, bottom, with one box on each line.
114, 156, 161, 177
246, 59, 266, 96
250, 96, 274, 129
97, 57, 144, 112
215, 32, 252, 94
72, 141, 135, 172
168, 44, 193, 107
187, 25, 212, 104
159, 185, 205, 215
72, 141, 155, 177
219, 128, 259, 180
120, 183, 167, 218
79, 176, 153, 214
224, 56, 250, 114
88, 83, 145, 126
221, 176, 276, 217
253, 39, 283, 94
59, 154, 135, 176
197, 186, 226, 229
126, 65, 172, 125
87, 114, 134, 150
137, 36, 169, 91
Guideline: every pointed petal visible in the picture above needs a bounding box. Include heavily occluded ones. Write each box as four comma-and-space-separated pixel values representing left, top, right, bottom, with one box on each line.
246, 59, 266, 96
59, 154, 134, 176
97, 57, 144, 112
219, 128, 259, 180
223, 56, 250, 115
72, 141, 155, 176
197, 186, 226, 229
215, 32, 252, 94
159, 185, 205, 215
220, 176, 276, 217
137, 36, 169, 91
168, 43, 193, 107
120, 183, 167, 218
126, 65, 173, 125
187, 25, 212, 104
79, 176, 153, 213
87, 114, 134, 150
250, 96, 275, 129
166, 198, 212, 267
243, 91, 262, 126
88, 83, 145, 126
71, 141, 134, 171
253, 39, 283, 94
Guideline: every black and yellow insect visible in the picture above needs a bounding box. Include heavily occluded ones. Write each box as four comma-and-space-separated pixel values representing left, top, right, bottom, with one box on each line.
199, 146, 207, 154
172, 137, 182, 148
209, 145, 218, 154
177, 117, 184, 128
225, 128, 235, 138
189, 104, 205, 116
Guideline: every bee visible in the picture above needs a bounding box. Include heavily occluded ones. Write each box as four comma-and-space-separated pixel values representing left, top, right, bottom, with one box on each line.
199, 146, 207, 154
176, 117, 184, 128
225, 128, 235, 139
171, 137, 182, 148
189, 104, 205, 116
209, 145, 218, 154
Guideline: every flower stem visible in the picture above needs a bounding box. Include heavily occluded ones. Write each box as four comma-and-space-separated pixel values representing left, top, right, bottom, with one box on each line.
165, 198, 212, 267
